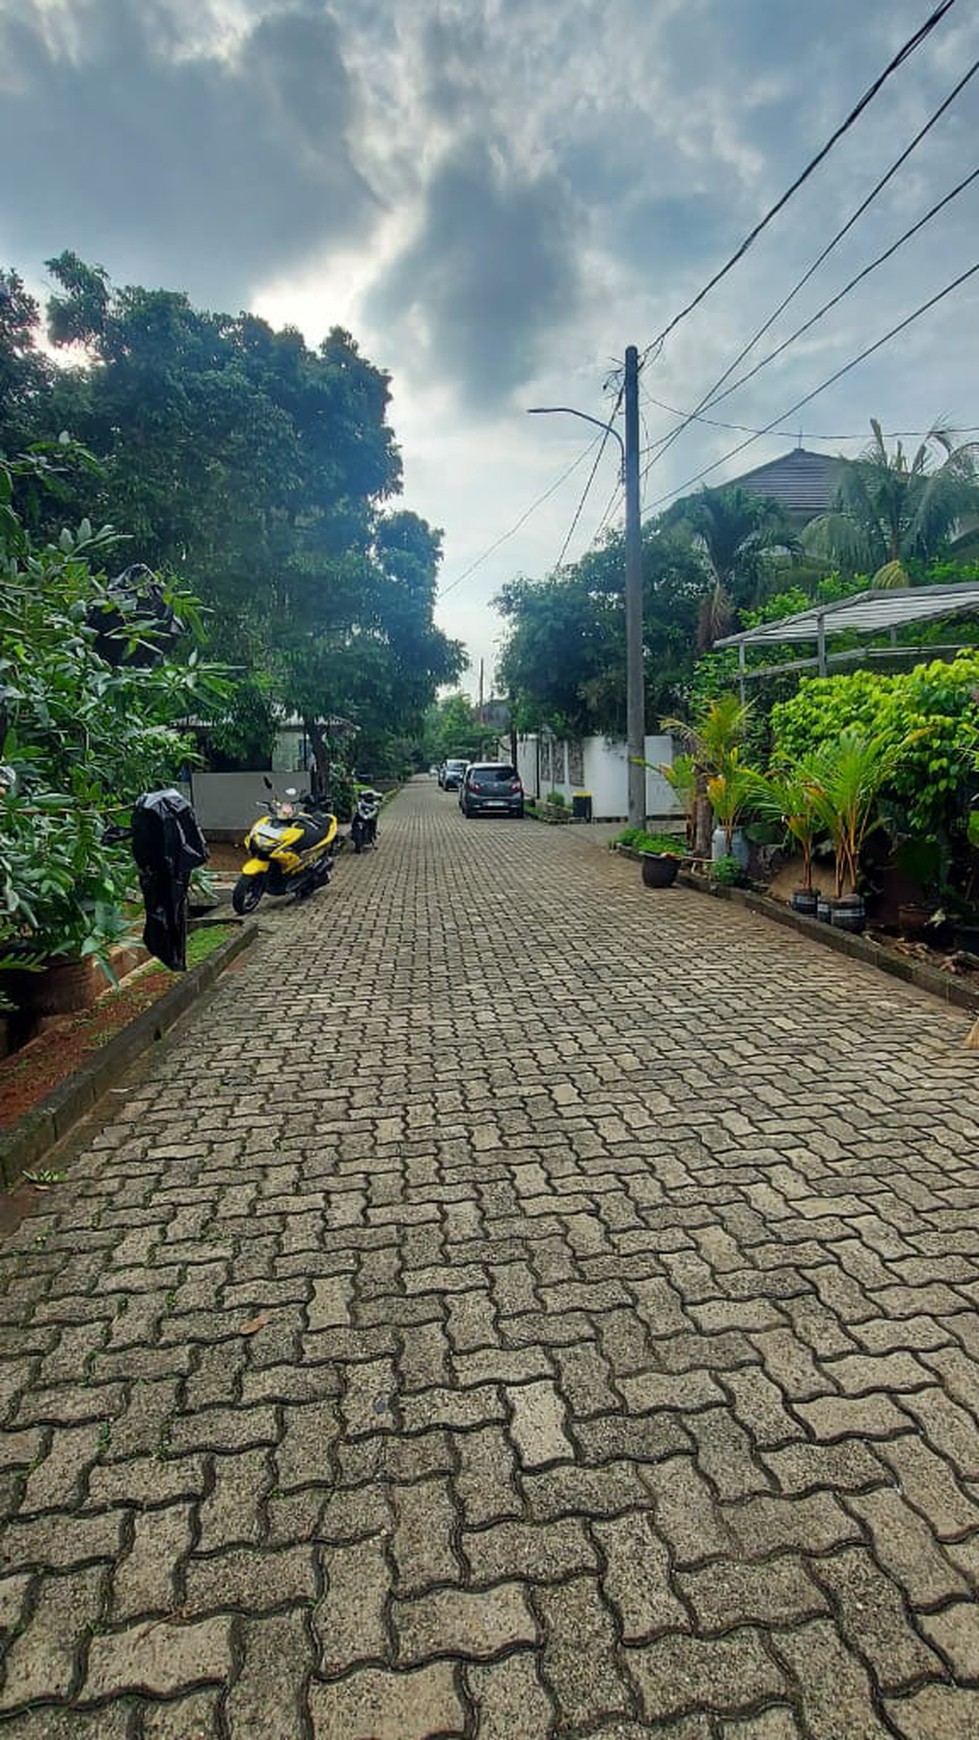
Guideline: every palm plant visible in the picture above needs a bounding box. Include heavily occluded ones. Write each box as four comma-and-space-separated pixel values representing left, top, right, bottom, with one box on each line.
664, 486, 796, 648
803, 420, 979, 586
803, 730, 927, 897
662, 694, 752, 857
658, 752, 697, 848
705, 755, 754, 855
744, 766, 822, 892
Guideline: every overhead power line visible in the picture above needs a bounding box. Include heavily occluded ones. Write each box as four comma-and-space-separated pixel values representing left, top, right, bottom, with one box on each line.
640, 158, 979, 488
647, 259, 979, 511
437, 435, 602, 599
641, 52, 979, 479
640, 0, 960, 363
639, 392, 979, 447
551, 380, 626, 570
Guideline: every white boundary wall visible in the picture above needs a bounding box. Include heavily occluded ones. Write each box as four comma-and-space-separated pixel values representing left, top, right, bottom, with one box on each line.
511, 733, 678, 820
189, 771, 310, 835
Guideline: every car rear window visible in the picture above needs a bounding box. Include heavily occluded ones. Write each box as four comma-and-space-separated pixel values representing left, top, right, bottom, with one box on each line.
471, 765, 516, 779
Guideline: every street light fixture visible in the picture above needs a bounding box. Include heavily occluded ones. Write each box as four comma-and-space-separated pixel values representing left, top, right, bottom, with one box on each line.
525, 346, 645, 828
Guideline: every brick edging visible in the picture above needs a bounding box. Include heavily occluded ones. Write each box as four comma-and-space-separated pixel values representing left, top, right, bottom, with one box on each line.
0, 922, 258, 1188
615, 846, 979, 1017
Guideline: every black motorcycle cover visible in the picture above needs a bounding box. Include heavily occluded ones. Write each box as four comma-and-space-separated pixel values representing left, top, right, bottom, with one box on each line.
130, 788, 208, 972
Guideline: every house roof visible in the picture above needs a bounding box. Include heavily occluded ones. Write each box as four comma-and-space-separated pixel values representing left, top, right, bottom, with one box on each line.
725, 446, 836, 520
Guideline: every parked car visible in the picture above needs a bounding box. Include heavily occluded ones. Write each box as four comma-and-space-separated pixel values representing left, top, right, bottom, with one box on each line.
459, 762, 524, 818
439, 758, 469, 791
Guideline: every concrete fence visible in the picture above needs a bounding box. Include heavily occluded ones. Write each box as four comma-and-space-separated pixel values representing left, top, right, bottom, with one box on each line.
510, 733, 679, 821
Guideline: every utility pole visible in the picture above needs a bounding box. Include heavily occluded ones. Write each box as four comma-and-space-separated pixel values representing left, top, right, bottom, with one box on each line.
624, 344, 645, 830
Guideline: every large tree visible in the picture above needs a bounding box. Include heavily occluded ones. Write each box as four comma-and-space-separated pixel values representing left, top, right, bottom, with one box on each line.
1, 253, 462, 766
802, 420, 979, 586
497, 521, 707, 735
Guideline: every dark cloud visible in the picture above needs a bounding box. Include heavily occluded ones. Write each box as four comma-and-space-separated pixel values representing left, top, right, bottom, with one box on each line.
365, 137, 581, 407
0, 0, 374, 306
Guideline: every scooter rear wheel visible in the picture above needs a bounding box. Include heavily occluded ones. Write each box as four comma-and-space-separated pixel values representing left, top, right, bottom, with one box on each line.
232, 872, 266, 915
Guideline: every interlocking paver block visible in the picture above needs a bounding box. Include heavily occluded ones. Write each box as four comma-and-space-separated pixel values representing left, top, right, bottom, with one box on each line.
454, 1425, 521, 1527
465, 1652, 554, 1740
110, 1501, 193, 1620
391, 1476, 461, 1594
315, 1537, 391, 1671
847, 1486, 969, 1606
310, 1662, 465, 1738
507, 1379, 574, 1468
536, 1576, 634, 1728
885, 1686, 979, 1740
773, 1618, 898, 1739
394, 1581, 536, 1664
594, 1512, 687, 1640
465, 1517, 597, 1585
626, 1629, 788, 1724
642, 1455, 730, 1565
82, 1614, 232, 1700
679, 1554, 826, 1631
810, 1547, 943, 1694
0, 1566, 103, 1710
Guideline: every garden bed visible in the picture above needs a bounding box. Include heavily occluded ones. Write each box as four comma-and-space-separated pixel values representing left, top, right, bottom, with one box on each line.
0, 921, 256, 1188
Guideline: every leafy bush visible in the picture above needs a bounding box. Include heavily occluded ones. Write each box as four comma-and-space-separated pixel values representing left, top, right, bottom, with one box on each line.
614, 827, 686, 855
0, 450, 225, 971
769, 655, 979, 842
710, 854, 744, 886
545, 789, 566, 808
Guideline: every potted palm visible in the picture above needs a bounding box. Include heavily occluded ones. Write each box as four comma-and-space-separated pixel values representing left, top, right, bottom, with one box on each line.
744, 767, 822, 915
803, 730, 927, 932
705, 753, 754, 873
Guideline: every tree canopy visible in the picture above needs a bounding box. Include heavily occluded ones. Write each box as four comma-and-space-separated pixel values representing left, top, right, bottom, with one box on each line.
1, 253, 464, 775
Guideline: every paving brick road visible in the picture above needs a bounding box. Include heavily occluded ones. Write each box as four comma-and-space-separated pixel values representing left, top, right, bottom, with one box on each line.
2, 777, 979, 1737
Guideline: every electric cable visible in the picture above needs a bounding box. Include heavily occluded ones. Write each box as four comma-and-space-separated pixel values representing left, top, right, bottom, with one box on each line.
647, 259, 979, 511
437, 434, 602, 599
640, 162, 979, 489
640, 0, 961, 364
552, 380, 626, 571
640, 55, 979, 480
638, 393, 979, 446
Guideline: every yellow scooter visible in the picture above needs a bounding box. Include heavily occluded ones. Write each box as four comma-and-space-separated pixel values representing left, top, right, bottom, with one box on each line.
233, 782, 338, 914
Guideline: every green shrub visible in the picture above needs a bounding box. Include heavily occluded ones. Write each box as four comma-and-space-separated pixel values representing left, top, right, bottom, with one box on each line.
710, 854, 744, 887
545, 789, 566, 808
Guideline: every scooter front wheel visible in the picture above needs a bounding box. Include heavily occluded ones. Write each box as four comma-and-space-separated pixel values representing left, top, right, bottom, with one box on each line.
232, 871, 267, 914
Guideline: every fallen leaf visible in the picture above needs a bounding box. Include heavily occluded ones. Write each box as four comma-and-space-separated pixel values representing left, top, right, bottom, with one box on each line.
238, 1311, 270, 1336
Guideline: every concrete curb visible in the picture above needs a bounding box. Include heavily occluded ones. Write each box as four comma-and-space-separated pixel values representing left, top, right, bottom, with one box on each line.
615, 846, 979, 1017
0, 921, 258, 1189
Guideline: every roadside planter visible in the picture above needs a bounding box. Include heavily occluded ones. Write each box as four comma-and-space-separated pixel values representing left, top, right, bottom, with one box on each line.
640, 852, 681, 889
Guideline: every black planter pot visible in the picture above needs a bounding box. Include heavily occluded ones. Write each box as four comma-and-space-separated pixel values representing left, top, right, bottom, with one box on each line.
816, 896, 833, 924
791, 889, 818, 917
831, 894, 866, 934
641, 853, 680, 889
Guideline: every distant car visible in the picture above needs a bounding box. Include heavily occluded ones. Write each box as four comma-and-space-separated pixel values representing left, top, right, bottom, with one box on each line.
459, 762, 524, 818
440, 758, 469, 791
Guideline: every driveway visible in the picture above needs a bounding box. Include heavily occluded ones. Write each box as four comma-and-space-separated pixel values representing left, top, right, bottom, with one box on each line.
2, 778, 979, 1737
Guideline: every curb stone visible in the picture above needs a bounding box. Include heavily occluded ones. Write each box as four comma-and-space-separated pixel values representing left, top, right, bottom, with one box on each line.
0, 921, 258, 1188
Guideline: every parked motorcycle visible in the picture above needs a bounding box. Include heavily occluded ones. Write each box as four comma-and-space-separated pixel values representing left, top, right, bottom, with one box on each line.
350, 788, 381, 855
232, 782, 337, 914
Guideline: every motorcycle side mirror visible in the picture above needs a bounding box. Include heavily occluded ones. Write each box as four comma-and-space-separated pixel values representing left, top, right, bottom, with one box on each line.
263, 777, 273, 791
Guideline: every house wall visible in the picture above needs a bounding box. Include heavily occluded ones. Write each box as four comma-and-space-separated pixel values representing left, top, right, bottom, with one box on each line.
512, 734, 679, 820
190, 771, 310, 837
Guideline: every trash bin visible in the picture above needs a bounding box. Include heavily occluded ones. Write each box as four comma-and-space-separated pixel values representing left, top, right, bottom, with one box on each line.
572, 792, 593, 822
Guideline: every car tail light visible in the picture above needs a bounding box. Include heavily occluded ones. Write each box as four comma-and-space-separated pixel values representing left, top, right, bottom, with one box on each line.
471, 781, 483, 792
510, 781, 522, 793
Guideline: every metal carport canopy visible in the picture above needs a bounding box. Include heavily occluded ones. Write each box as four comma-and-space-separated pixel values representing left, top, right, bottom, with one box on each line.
714, 581, 979, 649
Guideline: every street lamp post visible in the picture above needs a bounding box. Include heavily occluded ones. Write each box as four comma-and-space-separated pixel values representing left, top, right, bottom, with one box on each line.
528, 345, 645, 828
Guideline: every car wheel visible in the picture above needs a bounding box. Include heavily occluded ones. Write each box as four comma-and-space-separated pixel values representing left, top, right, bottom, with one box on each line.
514, 805, 524, 818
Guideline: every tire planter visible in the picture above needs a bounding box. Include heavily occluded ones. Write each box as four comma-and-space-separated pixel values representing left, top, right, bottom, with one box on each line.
791, 889, 818, 917
641, 853, 680, 889
816, 896, 833, 924
831, 894, 866, 934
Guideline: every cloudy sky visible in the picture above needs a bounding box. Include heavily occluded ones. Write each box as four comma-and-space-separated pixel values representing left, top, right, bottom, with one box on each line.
2, 0, 978, 693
